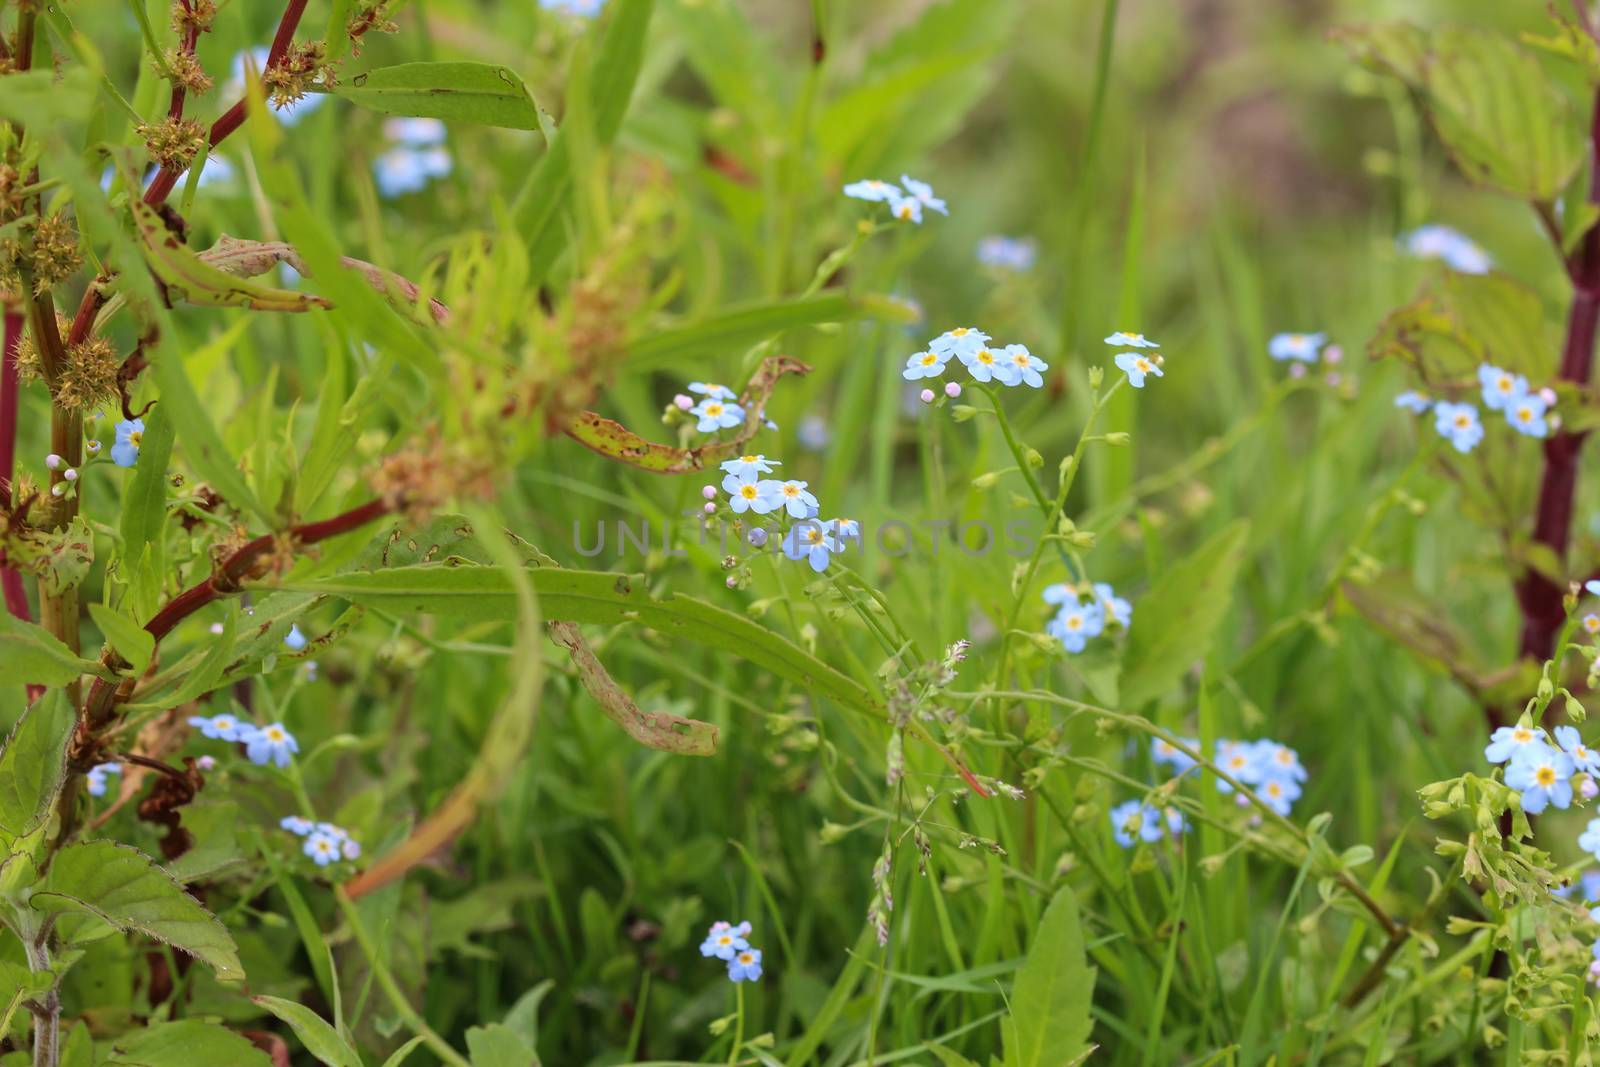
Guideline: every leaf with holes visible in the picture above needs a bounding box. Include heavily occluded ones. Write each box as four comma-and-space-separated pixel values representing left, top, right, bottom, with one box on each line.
333, 61, 540, 129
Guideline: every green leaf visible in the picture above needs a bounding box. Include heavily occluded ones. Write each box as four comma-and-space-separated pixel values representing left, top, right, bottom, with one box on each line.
333, 61, 540, 129
33, 840, 244, 982
0, 614, 96, 688
119, 403, 174, 621
1119, 521, 1249, 708
0, 690, 76, 841
0, 68, 95, 126
513, 0, 653, 280
149, 319, 269, 524
1003, 888, 1095, 1067
131, 196, 328, 313
1425, 27, 1584, 198
380, 1038, 428, 1067
466, 1023, 540, 1067
1327, 21, 1429, 86
87, 603, 155, 675
284, 564, 879, 718
625, 292, 904, 371
1370, 271, 1554, 382
58, 1023, 93, 1067
107, 1020, 274, 1067
253, 996, 362, 1067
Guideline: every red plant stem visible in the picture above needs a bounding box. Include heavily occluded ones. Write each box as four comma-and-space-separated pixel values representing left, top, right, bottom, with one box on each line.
70, 0, 311, 342
1, 308, 32, 639
80, 498, 391, 728
1514, 86, 1600, 683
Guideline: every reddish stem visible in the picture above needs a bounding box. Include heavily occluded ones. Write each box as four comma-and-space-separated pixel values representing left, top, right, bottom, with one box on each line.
1513, 87, 1600, 692
74, 0, 312, 339
1, 309, 34, 673
81, 498, 391, 727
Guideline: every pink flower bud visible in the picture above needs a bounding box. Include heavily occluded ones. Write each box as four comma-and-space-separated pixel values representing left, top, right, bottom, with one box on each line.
703, 502, 716, 514
944, 382, 961, 398
1288, 363, 1307, 379
725, 576, 737, 588
1542, 387, 1558, 406
1324, 372, 1341, 387
62, 468, 78, 482
44, 453, 61, 469
1322, 344, 1343, 365
702, 485, 717, 500
1582, 777, 1598, 800
674, 394, 693, 411
919, 388, 935, 403
196, 755, 217, 771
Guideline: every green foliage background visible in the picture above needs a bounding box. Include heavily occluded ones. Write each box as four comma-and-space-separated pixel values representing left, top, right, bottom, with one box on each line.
5, 0, 1600, 1064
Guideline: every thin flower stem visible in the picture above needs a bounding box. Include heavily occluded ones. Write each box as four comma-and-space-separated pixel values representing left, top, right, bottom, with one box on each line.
949, 688, 1404, 940
334, 888, 471, 1067
982, 384, 1050, 514
727, 981, 744, 1066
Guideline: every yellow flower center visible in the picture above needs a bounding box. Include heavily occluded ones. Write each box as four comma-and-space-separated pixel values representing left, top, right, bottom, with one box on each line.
1276, 751, 1292, 765
1518, 407, 1533, 422
951, 328, 969, 338
738, 952, 754, 964
920, 353, 938, 366
804, 529, 823, 544
741, 454, 757, 463
1267, 783, 1282, 797
1066, 615, 1081, 630
898, 203, 913, 219
1587, 617, 1599, 633
266, 728, 284, 741
1514, 729, 1532, 742
215, 717, 233, 729
782, 484, 798, 497
1498, 376, 1513, 392
740, 485, 758, 499
1136, 359, 1151, 372
128, 431, 143, 447
1012, 354, 1030, 368
704, 403, 723, 417
1454, 415, 1470, 429
977, 350, 994, 365
1289, 334, 1304, 344
1537, 766, 1558, 786
718, 935, 733, 946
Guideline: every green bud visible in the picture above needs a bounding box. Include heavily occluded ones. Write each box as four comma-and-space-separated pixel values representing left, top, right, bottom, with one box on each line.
1087, 366, 1104, 389
1104, 432, 1131, 446
1538, 675, 1554, 701
972, 471, 1000, 490
950, 404, 979, 422
1024, 447, 1043, 468
1067, 530, 1096, 549
1569, 693, 1587, 722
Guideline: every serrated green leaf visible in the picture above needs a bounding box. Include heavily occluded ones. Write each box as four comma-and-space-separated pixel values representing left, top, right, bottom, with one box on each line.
1003, 888, 1095, 1067
0, 690, 75, 841
0, 615, 97, 688
1426, 27, 1584, 198
333, 62, 540, 129
87, 603, 154, 675
467, 1023, 539, 1067
253, 996, 361, 1067
1119, 521, 1249, 708
33, 840, 244, 982
1370, 270, 1554, 382
1328, 21, 1429, 86
282, 564, 878, 717
107, 1020, 273, 1066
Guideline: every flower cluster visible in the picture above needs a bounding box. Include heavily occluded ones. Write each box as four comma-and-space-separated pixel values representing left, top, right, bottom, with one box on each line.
280, 816, 362, 866
902, 327, 1047, 388
1106, 332, 1164, 388
1042, 581, 1131, 654
1402, 224, 1491, 275
1394, 363, 1554, 454
188, 715, 300, 768
1108, 799, 1184, 847
699, 920, 763, 983
228, 48, 325, 125
977, 235, 1036, 272
843, 175, 947, 224
1484, 723, 1597, 814
86, 762, 121, 798
373, 117, 452, 198
711, 454, 857, 573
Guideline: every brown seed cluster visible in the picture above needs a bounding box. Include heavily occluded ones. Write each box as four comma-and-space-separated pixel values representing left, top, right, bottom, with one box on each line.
163, 49, 213, 95
137, 117, 208, 168
371, 434, 496, 527
171, 0, 216, 35
54, 336, 120, 414
12, 311, 66, 383
263, 41, 332, 110
29, 214, 83, 295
